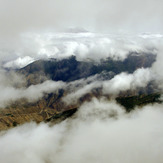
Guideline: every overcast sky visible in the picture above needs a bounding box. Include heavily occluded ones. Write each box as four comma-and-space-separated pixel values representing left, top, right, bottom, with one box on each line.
0, 0, 163, 37
0, 2, 163, 162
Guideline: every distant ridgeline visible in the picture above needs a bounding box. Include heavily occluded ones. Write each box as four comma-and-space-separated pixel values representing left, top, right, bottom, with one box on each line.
18, 53, 156, 85
0, 53, 161, 130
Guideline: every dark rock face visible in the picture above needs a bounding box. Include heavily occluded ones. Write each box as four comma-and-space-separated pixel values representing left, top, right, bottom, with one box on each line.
116, 93, 161, 112
18, 53, 156, 85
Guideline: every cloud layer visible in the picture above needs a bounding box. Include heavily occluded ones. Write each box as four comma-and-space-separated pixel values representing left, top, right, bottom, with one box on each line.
1, 32, 161, 69
0, 98, 163, 163
0, 1, 162, 162
0, 72, 66, 107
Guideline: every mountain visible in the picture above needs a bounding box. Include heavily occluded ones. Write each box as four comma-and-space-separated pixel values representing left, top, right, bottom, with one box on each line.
19, 53, 156, 86
0, 53, 160, 130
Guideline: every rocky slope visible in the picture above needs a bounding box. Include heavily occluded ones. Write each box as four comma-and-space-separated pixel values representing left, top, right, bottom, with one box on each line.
0, 91, 161, 130
18, 53, 156, 85
0, 53, 161, 130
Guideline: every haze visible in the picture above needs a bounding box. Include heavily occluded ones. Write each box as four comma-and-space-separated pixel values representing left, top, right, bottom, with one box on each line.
0, 0, 163, 37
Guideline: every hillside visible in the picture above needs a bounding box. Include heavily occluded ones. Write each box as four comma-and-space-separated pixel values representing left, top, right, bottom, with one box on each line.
0, 53, 160, 130
18, 53, 156, 85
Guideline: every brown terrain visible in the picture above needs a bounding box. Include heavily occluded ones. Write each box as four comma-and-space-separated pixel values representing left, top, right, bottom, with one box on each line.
0, 53, 161, 130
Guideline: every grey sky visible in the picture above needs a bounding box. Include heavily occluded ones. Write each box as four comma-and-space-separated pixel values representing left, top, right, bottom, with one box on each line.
0, 0, 162, 37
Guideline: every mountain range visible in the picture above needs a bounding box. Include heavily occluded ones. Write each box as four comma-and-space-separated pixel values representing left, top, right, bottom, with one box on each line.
0, 52, 161, 130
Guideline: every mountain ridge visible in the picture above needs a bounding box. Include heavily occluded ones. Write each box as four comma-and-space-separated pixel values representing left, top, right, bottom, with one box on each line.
0, 53, 160, 130
18, 53, 156, 86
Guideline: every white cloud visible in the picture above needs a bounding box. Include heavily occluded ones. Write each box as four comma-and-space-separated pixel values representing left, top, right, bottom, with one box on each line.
28, 33, 160, 62
103, 68, 152, 94
0, 2, 162, 162
0, 80, 66, 108
0, 32, 161, 69
0, 99, 163, 163
3, 56, 35, 69
151, 42, 163, 89
63, 68, 152, 104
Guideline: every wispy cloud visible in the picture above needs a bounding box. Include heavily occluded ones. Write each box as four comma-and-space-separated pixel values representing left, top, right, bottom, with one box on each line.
0, 98, 163, 163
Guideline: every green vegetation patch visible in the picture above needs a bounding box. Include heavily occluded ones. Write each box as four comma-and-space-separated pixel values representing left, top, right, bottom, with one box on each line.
116, 93, 162, 112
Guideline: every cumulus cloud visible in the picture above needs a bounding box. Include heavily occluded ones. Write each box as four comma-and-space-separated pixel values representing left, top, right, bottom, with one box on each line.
151, 41, 163, 89
63, 68, 152, 104
63, 81, 101, 104
18, 33, 161, 61
0, 98, 163, 163
0, 31, 162, 69
0, 0, 162, 70
0, 80, 66, 108
3, 56, 35, 69
103, 68, 152, 94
